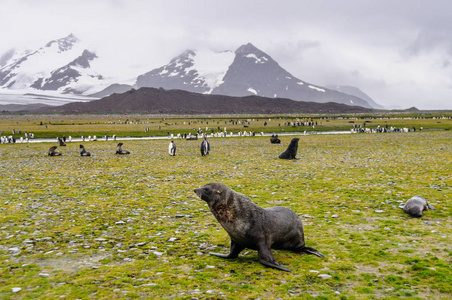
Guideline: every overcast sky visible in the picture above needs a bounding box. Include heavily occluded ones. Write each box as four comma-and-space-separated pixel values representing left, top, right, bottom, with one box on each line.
1, 0, 451, 109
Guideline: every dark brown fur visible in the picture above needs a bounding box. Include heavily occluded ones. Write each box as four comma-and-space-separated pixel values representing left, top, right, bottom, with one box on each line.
194, 183, 324, 272
278, 138, 299, 159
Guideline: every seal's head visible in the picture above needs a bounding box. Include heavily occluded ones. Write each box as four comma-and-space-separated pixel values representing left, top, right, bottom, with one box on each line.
194, 183, 227, 205
411, 210, 423, 218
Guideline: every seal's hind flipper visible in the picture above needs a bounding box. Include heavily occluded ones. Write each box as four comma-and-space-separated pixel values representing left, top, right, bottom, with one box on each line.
210, 252, 235, 259
427, 203, 436, 210
299, 246, 325, 258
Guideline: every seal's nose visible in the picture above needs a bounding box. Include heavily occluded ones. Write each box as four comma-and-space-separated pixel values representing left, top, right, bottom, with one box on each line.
194, 188, 202, 198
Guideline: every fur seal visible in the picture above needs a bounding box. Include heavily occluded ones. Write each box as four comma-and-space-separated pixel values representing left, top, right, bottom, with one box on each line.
194, 183, 324, 272
79, 145, 91, 156
278, 138, 299, 159
168, 141, 176, 156
116, 143, 130, 155
200, 137, 210, 156
270, 134, 281, 144
48, 146, 61, 156
399, 196, 436, 217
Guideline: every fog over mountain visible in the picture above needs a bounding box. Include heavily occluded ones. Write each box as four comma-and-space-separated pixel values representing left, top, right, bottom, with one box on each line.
1, 0, 451, 109
134, 43, 375, 108
0, 36, 379, 108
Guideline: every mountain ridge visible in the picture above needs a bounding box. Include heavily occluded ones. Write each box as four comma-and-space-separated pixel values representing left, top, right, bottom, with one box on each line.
133, 43, 376, 108
0, 35, 383, 109
38, 87, 373, 114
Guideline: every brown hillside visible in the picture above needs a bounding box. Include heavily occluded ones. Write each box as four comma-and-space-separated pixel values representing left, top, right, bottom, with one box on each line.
40, 87, 373, 114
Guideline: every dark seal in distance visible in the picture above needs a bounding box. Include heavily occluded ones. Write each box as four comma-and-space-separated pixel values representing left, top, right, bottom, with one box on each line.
48, 146, 62, 156
278, 138, 299, 159
115, 143, 130, 155
399, 196, 436, 217
194, 183, 324, 272
79, 145, 91, 156
270, 134, 281, 144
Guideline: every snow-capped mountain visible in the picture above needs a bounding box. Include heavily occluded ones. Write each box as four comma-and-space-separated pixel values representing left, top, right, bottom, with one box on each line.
0, 34, 107, 95
136, 49, 235, 94
0, 35, 382, 109
135, 43, 375, 108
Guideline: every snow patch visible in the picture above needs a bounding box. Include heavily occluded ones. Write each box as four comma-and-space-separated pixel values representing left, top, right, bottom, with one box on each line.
168, 71, 180, 77
245, 53, 268, 64
308, 85, 325, 92
185, 49, 235, 93
1, 42, 86, 90
248, 87, 257, 95
297, 81, 304, 85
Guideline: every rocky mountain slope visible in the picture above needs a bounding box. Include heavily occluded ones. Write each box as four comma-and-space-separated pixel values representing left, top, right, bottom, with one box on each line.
134, 43, 375, 108
0, 34, 107, 95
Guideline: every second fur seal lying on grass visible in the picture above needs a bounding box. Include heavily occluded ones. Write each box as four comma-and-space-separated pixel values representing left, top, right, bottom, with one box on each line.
399, 196, 436, 217
194, 183, 324, 272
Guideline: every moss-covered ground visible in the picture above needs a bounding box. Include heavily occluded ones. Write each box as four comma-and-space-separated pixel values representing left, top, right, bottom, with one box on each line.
0, 118, 451, 299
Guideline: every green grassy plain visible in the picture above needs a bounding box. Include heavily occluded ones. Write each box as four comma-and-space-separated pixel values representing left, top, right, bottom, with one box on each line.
0, 116, 451, 299
1, 113, 451, 139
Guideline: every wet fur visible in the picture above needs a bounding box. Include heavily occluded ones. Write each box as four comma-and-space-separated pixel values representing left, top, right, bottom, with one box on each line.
194, 183, 324, 272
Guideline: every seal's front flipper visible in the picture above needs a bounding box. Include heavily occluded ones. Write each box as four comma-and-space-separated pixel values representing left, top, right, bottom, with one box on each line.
258, 246, 291, 272
299, 246, 325, 258
210, 252, 233, 259
427, 203, 436, 210
210, 240, 244, 259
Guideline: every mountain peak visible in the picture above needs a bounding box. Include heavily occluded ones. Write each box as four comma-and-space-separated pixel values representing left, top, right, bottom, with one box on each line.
235, 43, 260, 54
169, 49, 195, 64
45, 33, 79, 52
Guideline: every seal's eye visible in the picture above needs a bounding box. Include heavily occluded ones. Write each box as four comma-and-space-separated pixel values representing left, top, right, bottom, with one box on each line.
204, 188, 212, 195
